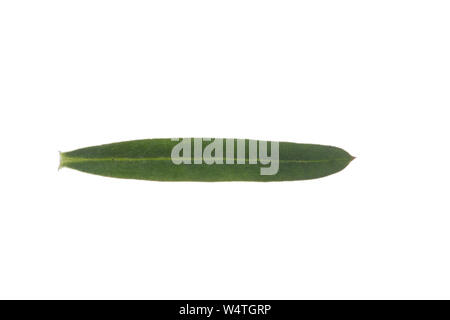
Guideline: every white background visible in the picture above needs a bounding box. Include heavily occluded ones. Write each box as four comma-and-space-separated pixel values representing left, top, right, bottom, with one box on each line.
0, 1, 449, 299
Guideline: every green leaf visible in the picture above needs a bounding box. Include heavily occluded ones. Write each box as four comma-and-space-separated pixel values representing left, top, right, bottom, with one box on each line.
59, 138, 354, 182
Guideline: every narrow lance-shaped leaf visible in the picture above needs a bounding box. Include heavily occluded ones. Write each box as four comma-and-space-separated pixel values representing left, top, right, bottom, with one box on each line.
59, 138, 354, 182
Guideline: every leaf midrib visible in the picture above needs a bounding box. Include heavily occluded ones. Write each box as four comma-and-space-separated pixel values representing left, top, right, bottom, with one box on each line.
61, 156, 351, 164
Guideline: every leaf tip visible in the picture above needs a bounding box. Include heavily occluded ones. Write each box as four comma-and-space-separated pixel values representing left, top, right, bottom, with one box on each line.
58, 151, 65, 170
